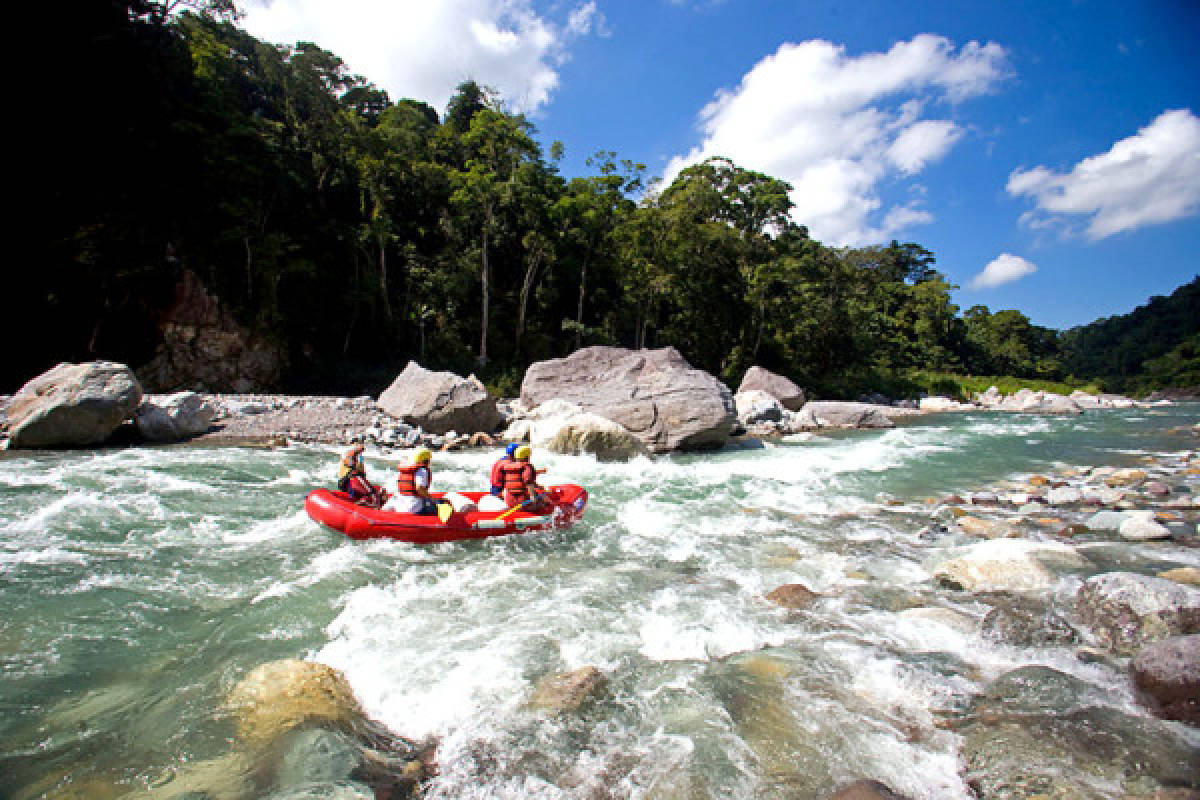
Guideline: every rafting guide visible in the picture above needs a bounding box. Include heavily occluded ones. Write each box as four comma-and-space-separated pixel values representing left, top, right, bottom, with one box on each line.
336, 441, 384, 508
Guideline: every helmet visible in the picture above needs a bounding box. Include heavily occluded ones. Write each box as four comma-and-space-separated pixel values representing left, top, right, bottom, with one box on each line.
514, 445, 532, 461
505, 442, 519, 457
413, 447, 433, 463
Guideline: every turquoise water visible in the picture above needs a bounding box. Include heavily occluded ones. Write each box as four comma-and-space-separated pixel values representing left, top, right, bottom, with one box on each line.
1, 406, 1198, 799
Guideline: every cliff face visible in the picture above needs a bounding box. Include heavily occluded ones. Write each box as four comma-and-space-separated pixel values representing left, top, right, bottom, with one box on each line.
137, 271, 283, 393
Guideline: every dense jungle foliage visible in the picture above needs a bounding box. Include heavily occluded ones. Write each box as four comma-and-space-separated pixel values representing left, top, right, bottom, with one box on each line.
16, 1, 1197, 398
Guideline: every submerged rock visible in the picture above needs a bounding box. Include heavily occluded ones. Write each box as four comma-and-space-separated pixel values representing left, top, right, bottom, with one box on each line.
823, 779, 913, 799
959, 666, 1200, 798
980, 597, 1078, 647
261, 782, 374, 800
272, 728, 363, 788
1132, 634, 1200, 725
226, 659, 369, 747
765, 583, 819, 610
1076, 572, 1200, 655
526, 666, 607, 715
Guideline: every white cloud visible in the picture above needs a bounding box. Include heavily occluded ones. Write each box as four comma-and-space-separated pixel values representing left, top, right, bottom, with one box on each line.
970, 253, 1036, 289
241, 0, 599, 115
664, 34, 1008, 246
1007, 108, 1200, 239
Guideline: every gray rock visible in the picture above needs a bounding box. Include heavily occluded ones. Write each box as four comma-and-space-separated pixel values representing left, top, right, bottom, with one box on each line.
1085, 510, 1129, 531
1045, 486, 1082, 506
6, 361, 143, 448
518, 399, 649, 461
1076, 572, 1200, 655
1132, 634, 1200, 725
1120, 513, 1172, 541
981, 599, 1078, 647
526, 666, 607, 714
262, 782, 374, 800
736, 366, 806, 410
823, 780, 912, 799
273, 728, 362, 788
960, 666, 1200, 798
135, 392, 215, 442
734, 390, 784, 425
802, 401, 895, 429
378, 361, 500, 435
520, 347, 735, 453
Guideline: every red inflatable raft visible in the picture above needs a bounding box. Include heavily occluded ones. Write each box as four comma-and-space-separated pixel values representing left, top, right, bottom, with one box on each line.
304, 484, 589, 544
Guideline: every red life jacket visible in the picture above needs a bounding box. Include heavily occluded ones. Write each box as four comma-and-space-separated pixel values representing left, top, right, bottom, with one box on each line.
498, 461, 534, 505
396, 463, 431, 496
490, 456, 512, 489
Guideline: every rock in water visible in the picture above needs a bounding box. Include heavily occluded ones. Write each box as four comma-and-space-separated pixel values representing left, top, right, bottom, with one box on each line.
507, 398, 649, 460
526, 666, 607, 714
802, 401, 895, 429
824, 780, 913, 799
377, 361, 500, 435
1132, 634, 1200, 725
6, 361, 142, 448
765, 583, 820, 610
226, 659, 369, 747
1076, 572, 1200, 655
520, 346, 735, 453
931, 539, 1088, 592
736, 366, 806, 411
134, 391, 216, 442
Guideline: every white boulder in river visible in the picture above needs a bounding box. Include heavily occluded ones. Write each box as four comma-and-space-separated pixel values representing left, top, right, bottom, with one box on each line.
377, 361, 500, 435
520, 346, 735, 453
5, 361, 143, 448
735, 366, 806, 411
931, 539, 1089, 592
504, 398, 649, 461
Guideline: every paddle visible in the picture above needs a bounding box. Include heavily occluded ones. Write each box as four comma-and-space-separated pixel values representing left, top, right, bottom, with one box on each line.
497, 492, 547, 520
437, 501, 455, 524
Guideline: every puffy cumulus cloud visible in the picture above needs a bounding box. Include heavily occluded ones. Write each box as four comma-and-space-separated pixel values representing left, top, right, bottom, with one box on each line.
970, 253, 1036, 289
1008, 109, 1200, 239
241, 0, 600, 114
664, 34, 1008, 247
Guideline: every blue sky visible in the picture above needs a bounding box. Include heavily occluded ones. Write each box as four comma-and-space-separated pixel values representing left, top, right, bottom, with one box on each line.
241, 0, 1200, 330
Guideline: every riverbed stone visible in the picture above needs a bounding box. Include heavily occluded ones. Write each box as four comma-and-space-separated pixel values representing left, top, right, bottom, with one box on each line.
1046, 487, 1083, 506
736, 366, 806, 411
823, 779, 913, 799
932, 539, 1088, 593
526, 666, 607, 715
1107, 469, 1149, 487
377, 361, 500, 435
272, 728, 363, 788
1131, 634, 1200, 725
261, 782, 374, 800
1087, 510, 1130, 532
226, 659, 369, 746
1158, 567, 1200, 586
520, 346, 736, 453
1119, 513, 1172, 541
765, 583, 820, 610
734, 389, 784, 425
980, 598, 1079, 647
959, 666, 1200, 799
122, 752, 255, 800
1076, 573, 1200, 655
6, 361, 143, 448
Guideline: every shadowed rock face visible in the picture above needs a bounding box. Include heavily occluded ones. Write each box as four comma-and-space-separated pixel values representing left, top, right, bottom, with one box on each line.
1132, 634, 1200, 725
520, 346, 735, 453
377, 361, 500, 435
6, 361, 142, 448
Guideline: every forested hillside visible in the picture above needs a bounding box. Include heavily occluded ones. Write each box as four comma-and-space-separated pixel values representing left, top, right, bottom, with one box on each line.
1059, 276, 1200, 394
15, 1, 1194, 398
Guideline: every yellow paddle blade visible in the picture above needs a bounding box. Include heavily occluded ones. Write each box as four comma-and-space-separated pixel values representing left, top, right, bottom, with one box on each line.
437, 502, 454, 524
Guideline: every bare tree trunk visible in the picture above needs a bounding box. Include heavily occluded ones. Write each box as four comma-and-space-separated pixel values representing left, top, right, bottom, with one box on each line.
574, 253, 590, 351
378, 233, 392, 321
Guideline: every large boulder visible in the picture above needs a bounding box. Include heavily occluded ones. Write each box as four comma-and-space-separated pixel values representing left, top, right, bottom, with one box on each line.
5, 361, 142, 448
134, 391, 215, 442
736, 366, 806, 411
506, 398, 649, 461
377, 361, 500, 435
1076, 573, 1200, 655
1132, 634, 1200, 725
802, 401, 895, 429
996, 389, 1083, 415
520, 346, 735, 453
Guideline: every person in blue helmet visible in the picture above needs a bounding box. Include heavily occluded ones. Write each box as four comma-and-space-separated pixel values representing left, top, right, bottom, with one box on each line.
489, 442, 520, 496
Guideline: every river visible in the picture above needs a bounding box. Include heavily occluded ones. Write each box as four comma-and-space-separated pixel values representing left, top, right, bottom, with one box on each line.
2, 405, 1198, 799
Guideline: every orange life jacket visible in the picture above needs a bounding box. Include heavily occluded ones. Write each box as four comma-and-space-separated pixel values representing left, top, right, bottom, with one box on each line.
395, 463, 431, 496
498, 461, 534, 505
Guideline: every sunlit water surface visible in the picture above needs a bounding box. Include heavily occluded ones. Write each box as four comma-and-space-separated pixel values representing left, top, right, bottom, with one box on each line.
2, 405, 1198, 798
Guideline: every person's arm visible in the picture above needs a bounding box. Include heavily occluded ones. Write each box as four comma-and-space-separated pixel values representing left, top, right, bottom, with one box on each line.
414, 467, 432, 499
